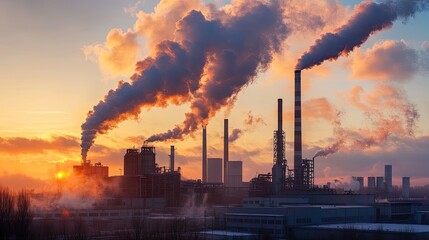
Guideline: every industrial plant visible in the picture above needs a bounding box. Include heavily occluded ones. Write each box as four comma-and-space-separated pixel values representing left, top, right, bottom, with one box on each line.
24, 70, 429, 240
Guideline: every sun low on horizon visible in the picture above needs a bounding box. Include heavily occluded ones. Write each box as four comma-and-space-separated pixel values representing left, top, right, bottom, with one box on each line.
1, 0, 429, 191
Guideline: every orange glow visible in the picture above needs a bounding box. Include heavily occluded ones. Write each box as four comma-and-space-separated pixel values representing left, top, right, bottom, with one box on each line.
61, 208, 70, 218
56, 171, 65, 180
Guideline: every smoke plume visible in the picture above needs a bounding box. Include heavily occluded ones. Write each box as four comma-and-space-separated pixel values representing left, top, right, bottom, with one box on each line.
229, 129, 242, 143
313, 83, 419, 158
296, 0, 429, 70
145, 2, 288, 143
80, 0, 288, 159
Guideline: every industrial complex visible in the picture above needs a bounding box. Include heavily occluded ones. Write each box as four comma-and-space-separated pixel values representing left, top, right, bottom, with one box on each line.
31, 70, 429, 240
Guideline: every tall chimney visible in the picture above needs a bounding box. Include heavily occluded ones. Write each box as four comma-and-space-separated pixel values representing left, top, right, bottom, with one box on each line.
277, 98, 283, 166
294, 70, 303, 189
272, 98, 285, 194
224, 119, 229, 185
170, 145, 175, 172
202, 126, 207, 183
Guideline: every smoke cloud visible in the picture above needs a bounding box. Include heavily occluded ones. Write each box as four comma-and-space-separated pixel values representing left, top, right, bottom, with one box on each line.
80, 0, 289, 159
229, 128, 242, 143
296, 0, 429, 70
244, 111, 266, 126
351, 40, 418, 81
313, 83, 419, 158
83, 29, 139, 77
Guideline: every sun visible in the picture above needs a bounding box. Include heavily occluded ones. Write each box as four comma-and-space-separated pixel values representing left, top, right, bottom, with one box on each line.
56, 171, 65, 179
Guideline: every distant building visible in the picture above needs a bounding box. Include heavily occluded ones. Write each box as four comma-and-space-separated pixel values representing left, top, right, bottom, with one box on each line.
208, 158, 222, 183
355, 177, 364, 191
385, 165, 393, 194
377, 176, 384, 193
402, 177, 410, 199
227, 161, 243, 187
368, 177, 376, 191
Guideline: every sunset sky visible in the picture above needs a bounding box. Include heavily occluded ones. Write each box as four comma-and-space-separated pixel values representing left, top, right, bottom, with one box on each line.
1, 0, 428, 189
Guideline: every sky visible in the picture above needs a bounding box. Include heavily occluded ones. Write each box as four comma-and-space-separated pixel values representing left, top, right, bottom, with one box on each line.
0, 0, 428, 190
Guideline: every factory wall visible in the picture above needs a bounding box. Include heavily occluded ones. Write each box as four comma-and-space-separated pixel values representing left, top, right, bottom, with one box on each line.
227, 161, 243, 187
208, 158, 222, 183
224, 205, 375, 239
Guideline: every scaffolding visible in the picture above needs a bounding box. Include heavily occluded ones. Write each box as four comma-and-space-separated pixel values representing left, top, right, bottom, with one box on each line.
302, 158, 314, 189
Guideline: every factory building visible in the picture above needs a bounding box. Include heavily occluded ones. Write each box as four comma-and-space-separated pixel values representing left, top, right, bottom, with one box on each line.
222, 205, 376, 239
227, 161, 243, 187
124, 146, 156, 175
107, 145, 181, 208
208, 158, 222, 183
73, 161, 108, 179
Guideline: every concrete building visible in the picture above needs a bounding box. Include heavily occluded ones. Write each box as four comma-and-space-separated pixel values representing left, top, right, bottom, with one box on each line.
385, 165, 393, 194
227, 161, 243, 187
377, 176, 384, 193
208, 158, 223, 183
402, 177, 410, 199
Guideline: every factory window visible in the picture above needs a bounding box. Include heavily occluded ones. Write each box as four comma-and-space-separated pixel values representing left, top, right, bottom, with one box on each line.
268, 220, 274, 224
110, 212, 119, 216
79, 213, 87, 217
89, 213, 98, 217
275, 220, 281, 225
100, 213, 108, 216
261, 219, 267, 224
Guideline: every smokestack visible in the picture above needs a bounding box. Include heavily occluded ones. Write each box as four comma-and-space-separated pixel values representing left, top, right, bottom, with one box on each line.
276, 98, 284, 165
272, 98, 285, 194
170, 145, 175, 172
294, 70, 303, 189
202, 126, 207, 183
224, 119, 228, 185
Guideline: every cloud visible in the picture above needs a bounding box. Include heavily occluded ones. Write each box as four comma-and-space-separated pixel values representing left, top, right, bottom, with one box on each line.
312, 83, 419, 158
0, 173, 49, 190
83, 29, 139, 78
0, 135, 79, 155
348, 83, 419, 135
312, 135, 429, 186
244, 111, 266, 126
285, 97, 340, 123
351, 40, 418, 81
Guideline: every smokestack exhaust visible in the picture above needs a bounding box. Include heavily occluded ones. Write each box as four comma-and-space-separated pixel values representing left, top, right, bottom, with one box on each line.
202, 126, 207, 183
224, 119, 228, 185
170, 145, 175, 172
294, 70, 303, 189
